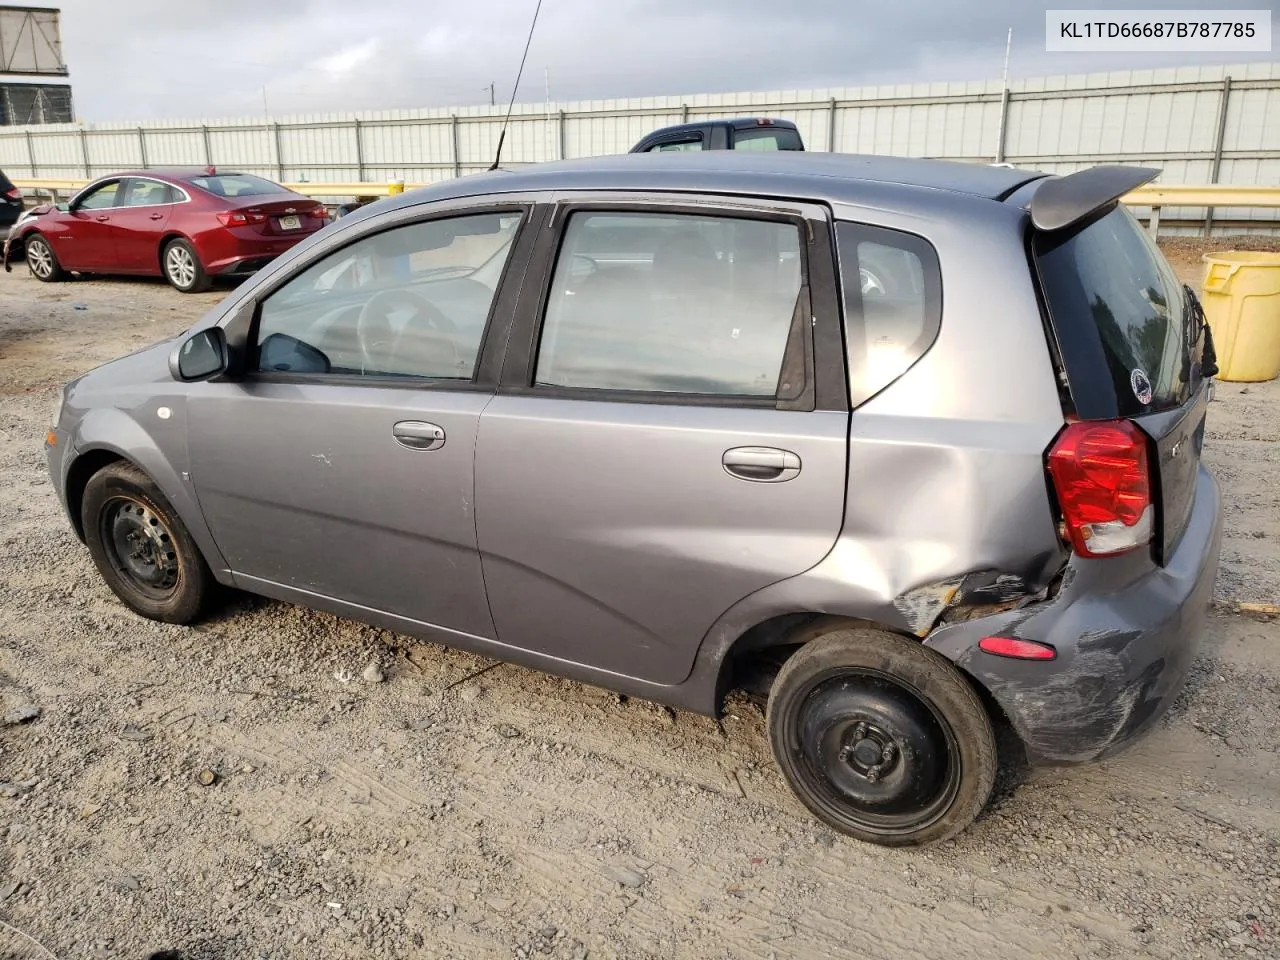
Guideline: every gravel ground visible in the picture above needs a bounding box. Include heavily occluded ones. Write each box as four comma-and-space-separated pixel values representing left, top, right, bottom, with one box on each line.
0, 243, 1278, 960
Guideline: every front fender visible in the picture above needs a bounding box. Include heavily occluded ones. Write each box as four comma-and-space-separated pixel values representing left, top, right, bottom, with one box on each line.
70, 404, 230, 579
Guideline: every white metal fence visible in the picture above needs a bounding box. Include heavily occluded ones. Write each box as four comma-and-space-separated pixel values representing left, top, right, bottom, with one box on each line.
2, 61, 1279, 230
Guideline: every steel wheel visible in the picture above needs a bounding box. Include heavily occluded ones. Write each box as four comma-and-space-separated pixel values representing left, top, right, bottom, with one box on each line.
768, 628, 997, 846
98, 496, 180, 601
26, 237, 59, 280
165, 244, 196, 289
793, 669, 961, 833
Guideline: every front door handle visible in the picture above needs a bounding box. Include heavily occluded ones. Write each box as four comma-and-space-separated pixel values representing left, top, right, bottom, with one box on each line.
392, 420, 446, 451
722, 446, 801, 482
95, 214, 110, 222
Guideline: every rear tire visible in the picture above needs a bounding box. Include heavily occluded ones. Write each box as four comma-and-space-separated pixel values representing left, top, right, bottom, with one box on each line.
25, 234, 65, 282
82, 462, 214, 624
162, 238, 211, 293
767, 627, 996, 847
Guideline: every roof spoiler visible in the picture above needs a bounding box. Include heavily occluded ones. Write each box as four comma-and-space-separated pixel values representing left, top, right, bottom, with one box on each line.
1028, 164, 1160, 232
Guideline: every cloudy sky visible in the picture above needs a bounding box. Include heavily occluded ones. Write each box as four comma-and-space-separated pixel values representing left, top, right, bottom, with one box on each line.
28, 0, 1280, 121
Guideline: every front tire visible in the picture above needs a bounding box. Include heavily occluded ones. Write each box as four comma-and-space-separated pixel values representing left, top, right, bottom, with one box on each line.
25, 234, 66, 282
767, 628, 996, 847
162, 238, 211, 293
81, 462, 214, 623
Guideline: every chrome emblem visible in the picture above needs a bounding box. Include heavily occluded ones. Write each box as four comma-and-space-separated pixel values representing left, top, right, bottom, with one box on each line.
1170, 439, 1184, 459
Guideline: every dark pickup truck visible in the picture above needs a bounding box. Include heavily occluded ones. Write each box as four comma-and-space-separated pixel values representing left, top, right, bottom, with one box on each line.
629, 117, 804, 153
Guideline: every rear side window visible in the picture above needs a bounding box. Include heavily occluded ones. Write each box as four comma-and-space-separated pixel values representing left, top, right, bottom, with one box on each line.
835, 222, 942, 406
1036, 205, 1192, 416
733, 127, 804, 151
536, 211, 805, 397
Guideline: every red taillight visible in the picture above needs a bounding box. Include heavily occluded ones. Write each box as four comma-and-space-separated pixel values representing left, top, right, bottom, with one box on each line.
1047, 420, 1153, 558
309, 206, 329, 221
217, 210, 266, 227
979, 636, 1057, 660
4, 187, 21, 200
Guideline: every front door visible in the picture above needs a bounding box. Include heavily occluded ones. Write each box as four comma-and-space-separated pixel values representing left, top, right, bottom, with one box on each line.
475, 199, 850, 685
112, 177, 174, 271
61, 179, 122, 271
188, 206, 533, 640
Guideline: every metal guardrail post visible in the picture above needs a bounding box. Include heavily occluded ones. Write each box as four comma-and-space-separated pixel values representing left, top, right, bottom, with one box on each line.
24, 129, 36, 177
79, 128, 90, 177
995, 88, 1011, 163
353, 118, 365, 180
681, 103, 689, 123
137, 126, 148, 167
272, 122, 284, 180
1148, 205, 1161, 239
451, 115, 460, 178
1205, 75, 1233, 238
827, 97, 837, 152
558, 109, 566, 160
201, 125, 213, 166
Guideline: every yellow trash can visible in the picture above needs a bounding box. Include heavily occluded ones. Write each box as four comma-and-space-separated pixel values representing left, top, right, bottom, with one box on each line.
1200, 251, 1280, 382
387, 178, 406, 195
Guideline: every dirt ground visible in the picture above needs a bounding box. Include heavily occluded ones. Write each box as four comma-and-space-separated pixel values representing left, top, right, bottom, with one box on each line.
0, 241, 1277, 960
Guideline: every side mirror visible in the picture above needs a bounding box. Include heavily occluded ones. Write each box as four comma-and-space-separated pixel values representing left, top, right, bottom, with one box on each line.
170, 327, 228, 382
56, 202, 70, 213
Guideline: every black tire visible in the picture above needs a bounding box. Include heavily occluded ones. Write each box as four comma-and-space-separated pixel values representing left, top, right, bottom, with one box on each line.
24, 234, 66, 282
162, 238, 211, 293
767, 627, 996, 847
81, 462, 213, 624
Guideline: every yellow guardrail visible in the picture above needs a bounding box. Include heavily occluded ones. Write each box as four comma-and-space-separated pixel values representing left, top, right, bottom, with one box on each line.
12, 178, 1280, 236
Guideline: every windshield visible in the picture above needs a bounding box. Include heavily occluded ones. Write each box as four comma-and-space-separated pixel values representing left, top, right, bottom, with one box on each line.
187, 173, 289, 197
1036, 205, 1196, 417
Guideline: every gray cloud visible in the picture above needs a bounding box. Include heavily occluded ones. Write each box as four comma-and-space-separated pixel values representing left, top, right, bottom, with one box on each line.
44, 0, 1280, 121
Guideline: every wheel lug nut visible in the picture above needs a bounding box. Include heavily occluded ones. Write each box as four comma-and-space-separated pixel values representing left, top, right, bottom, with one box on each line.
852, 722, 868, 740
865, 764, 881, 782
881, 743, 896, 762
838, 745, 852, 763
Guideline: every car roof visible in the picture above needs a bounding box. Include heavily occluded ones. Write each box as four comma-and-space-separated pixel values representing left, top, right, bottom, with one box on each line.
88, 169, 258, 183
643, 117, 801, 137
378, 152, 1047, 214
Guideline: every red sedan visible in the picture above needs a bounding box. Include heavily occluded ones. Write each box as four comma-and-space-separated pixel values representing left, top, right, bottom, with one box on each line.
3, 168, 328, 292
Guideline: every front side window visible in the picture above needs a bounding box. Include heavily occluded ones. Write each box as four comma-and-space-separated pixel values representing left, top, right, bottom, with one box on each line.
652, 138, 703, 152
255, 211, 524, 379
536, 211, 804, 397
836, 222, 942, 405
76, 181, 119, 210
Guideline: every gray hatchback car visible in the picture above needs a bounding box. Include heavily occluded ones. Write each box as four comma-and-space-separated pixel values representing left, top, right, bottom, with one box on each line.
46, 152, 1222, 846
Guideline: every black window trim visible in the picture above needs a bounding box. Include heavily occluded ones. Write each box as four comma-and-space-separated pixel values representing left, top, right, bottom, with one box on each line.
835, 220, 944, 410
237, 201, 544, 392
498, 194, 848, 412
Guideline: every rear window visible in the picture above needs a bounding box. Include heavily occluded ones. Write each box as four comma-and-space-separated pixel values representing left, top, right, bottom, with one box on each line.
1036, 205, 1193, 417
187, 174, 288, 198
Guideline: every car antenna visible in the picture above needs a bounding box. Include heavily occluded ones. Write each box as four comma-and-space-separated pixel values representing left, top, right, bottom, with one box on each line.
488, 0, 545, 172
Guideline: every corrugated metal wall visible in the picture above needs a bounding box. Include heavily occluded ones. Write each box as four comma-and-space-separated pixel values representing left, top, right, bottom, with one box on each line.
2, 61, 1278, 230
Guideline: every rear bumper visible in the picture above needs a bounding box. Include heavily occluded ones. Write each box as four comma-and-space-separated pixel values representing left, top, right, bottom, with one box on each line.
927, 464, 1223, 765
197, 229, 318, 276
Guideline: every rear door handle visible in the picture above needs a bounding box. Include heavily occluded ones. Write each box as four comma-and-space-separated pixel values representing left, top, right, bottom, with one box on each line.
722, 446, 801, 482
149, 213, 164, 220
392, 420, 445, 451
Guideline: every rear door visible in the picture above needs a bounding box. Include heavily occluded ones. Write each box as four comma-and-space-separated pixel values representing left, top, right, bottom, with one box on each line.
474, 195, 849, 685
112, 177, 177, 271
1036, 205, 1211, 560
61, 178, 122, 271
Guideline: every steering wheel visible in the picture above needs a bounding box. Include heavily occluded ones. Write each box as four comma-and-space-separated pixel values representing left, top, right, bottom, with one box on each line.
356, 288, 463, 376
